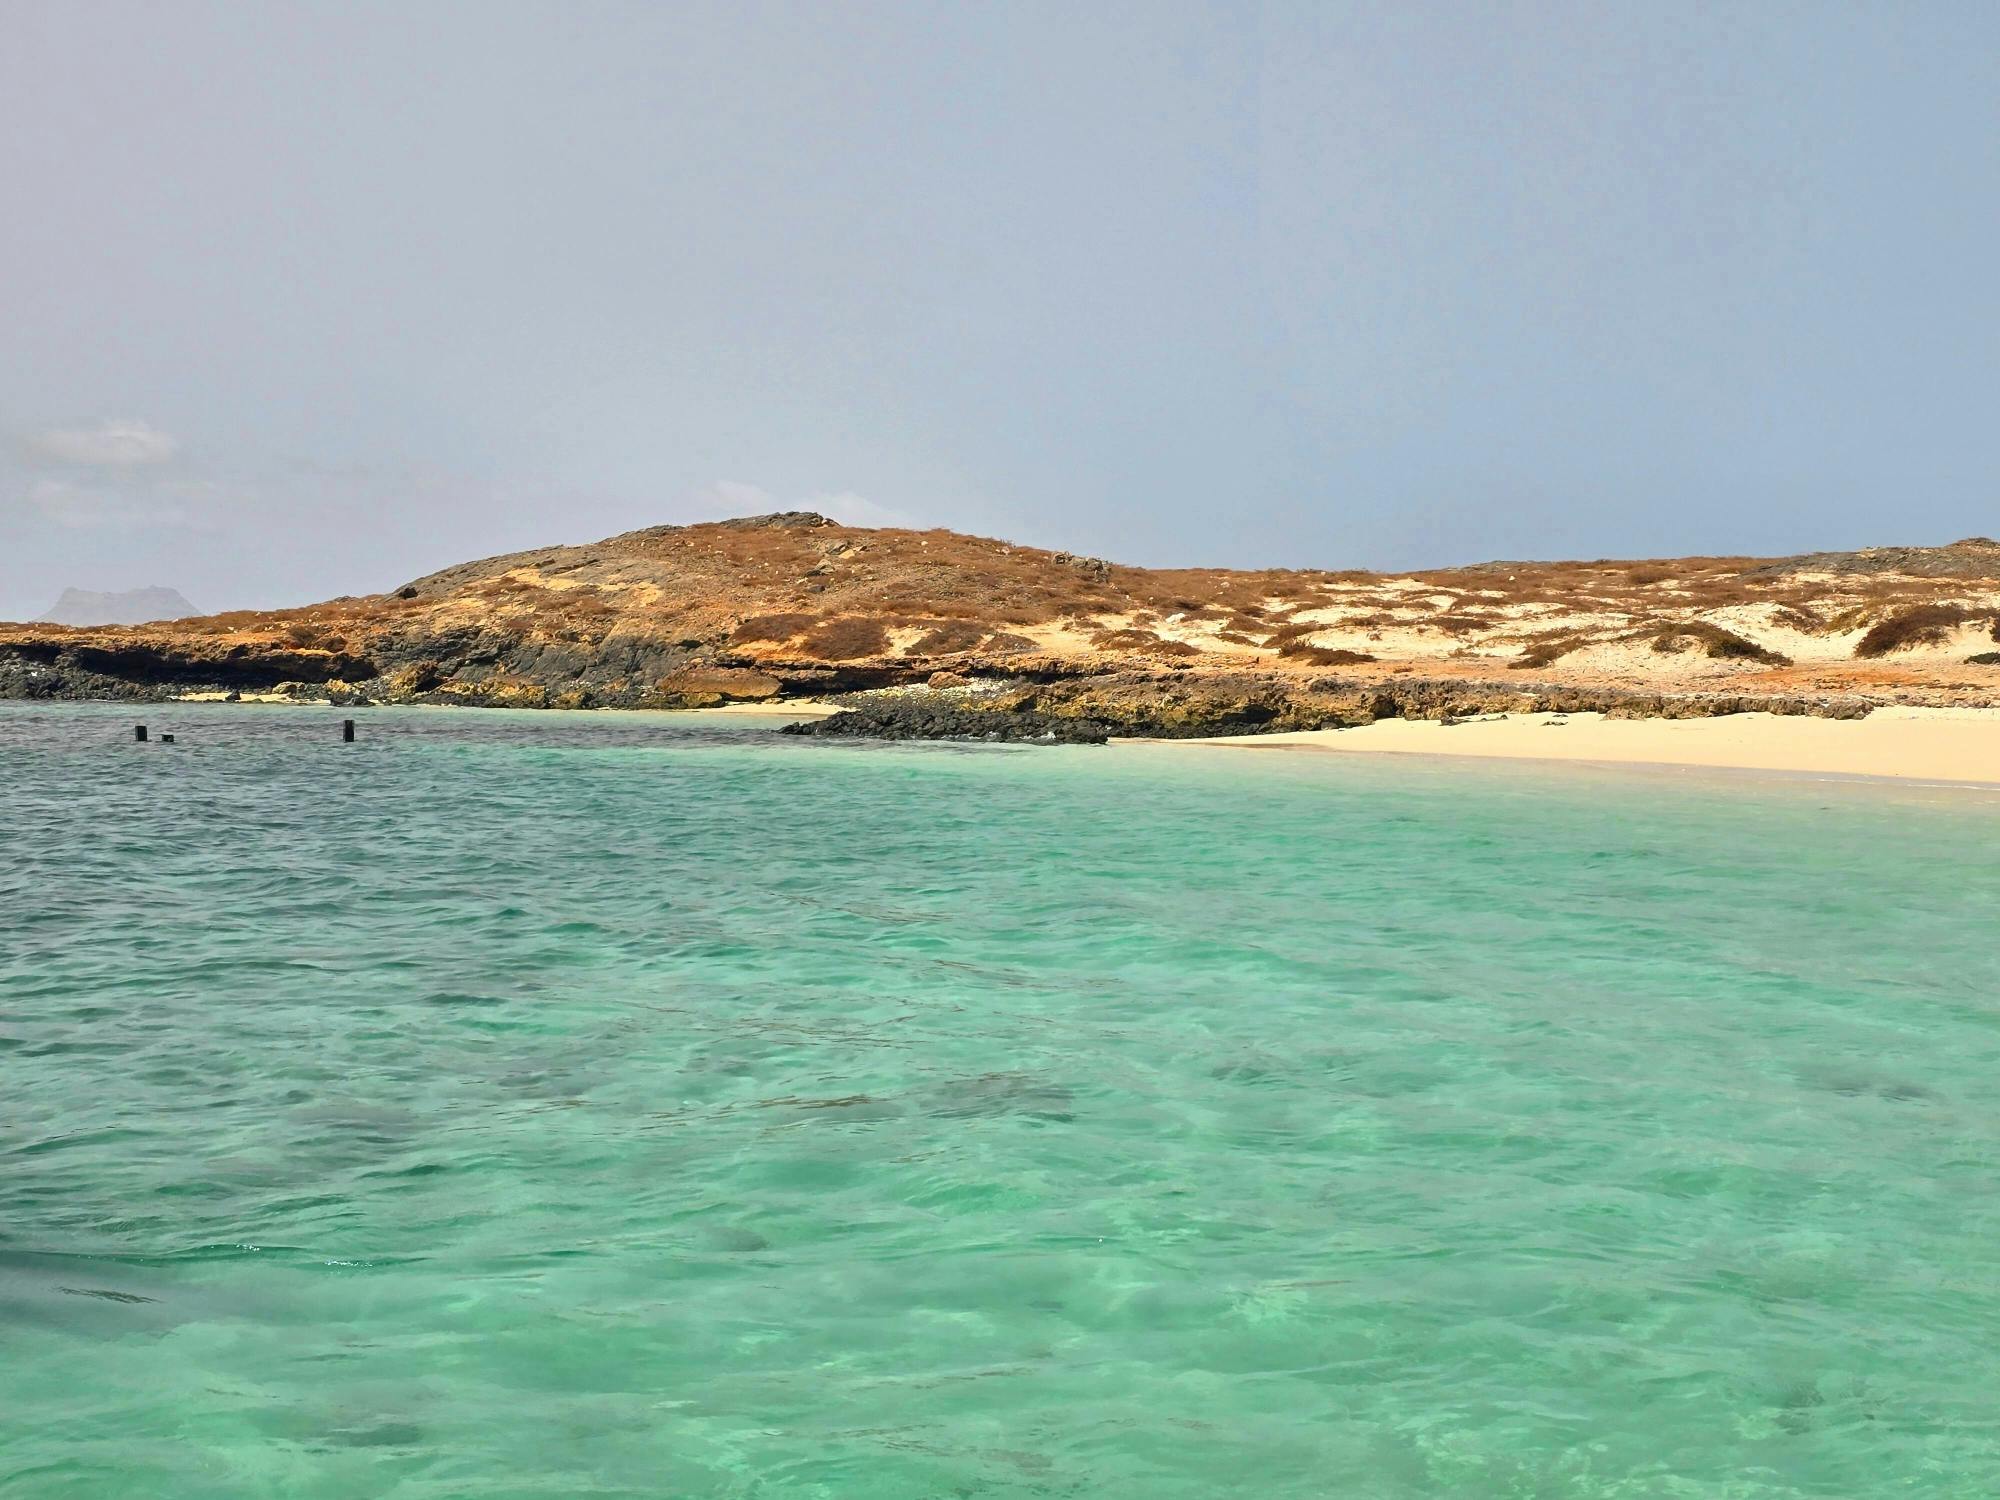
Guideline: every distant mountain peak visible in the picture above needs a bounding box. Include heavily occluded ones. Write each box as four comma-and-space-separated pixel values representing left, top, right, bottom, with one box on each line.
34, 586, 200, 627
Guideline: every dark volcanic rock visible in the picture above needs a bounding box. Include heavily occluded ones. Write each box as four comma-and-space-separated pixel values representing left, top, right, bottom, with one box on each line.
1743, 537, 2000, 581
964, 670, 1876, 736
782, 699, 1110, 744
715, 511, 833, 531
0, 652, 172, 701
0, 639, 375, 691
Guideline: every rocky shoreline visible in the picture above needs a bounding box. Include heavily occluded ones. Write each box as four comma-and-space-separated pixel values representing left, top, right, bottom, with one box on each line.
7, 512, 1991, 741
910, 670, 1874, 737
0, 641, 1878, 744
783, 700, 1114, 744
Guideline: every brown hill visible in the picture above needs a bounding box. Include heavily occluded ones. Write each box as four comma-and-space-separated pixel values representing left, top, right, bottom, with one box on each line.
4, 514, 1998, 731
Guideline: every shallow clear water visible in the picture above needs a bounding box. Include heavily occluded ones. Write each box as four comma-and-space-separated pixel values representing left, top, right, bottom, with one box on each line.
5, 702, 2000, 1498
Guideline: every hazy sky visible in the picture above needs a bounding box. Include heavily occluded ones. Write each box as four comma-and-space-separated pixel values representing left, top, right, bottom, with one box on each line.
2, 1, 1996, 618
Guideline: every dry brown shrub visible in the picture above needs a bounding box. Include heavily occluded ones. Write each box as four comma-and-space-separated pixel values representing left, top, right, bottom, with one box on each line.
907, 620, 987, 654
1510, 637, 1587, 669
1649, 622, 1790, 665
1664, 578, 1765, 611
1280, 644, 1374, 665
799, 617, 889, 659
1263, 621, 1322, 646
1853, 604, 1992, 658
1092, 628, 1196, 656
327, 595, 422, 624
981, 631, 1039, 653
282, 622, 344, 650
732, 612, 817, 643
182, 609, 287, 638
1625, 568, 1671, 586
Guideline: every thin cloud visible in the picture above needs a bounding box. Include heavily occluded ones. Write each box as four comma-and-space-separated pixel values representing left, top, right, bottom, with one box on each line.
702, 479, 778, 514
24, 477, 210, 531
21, 418, 181, 469
806, 490, 916, 529
696, 479, 917, 530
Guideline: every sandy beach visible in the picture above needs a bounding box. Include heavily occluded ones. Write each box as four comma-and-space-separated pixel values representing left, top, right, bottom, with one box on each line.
1174, 706, 2000, 786
155, 694, 2000, 784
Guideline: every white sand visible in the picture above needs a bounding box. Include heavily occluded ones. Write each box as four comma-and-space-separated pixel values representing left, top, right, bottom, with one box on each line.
1160, 707, 2000, 786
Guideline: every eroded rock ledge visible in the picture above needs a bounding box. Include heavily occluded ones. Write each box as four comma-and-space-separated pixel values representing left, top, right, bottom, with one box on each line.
872, 672, 1874, 740
0, 631, 1876, 740
783, 701, 1113, 744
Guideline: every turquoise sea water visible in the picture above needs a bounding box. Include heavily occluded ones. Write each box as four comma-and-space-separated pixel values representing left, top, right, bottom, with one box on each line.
5, 702, 2000, 1499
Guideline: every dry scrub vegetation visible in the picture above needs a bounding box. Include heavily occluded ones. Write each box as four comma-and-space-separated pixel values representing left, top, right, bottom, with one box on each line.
1853, 604, 2000, 657
7, 516, 2000, 705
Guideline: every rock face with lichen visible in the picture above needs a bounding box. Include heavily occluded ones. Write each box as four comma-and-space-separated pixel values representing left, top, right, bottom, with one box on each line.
2, 513, 1996, 728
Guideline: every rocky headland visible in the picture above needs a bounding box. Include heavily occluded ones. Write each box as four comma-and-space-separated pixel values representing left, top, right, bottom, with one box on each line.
4, 513, 1998, 740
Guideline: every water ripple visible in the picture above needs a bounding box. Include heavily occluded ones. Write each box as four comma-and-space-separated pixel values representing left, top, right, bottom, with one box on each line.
4, 702, 2000, 1496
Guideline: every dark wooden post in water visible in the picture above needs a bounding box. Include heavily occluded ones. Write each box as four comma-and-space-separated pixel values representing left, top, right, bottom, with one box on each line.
159, 734, 175, 744
134, 724, 148, 742
342, 719, 355, 743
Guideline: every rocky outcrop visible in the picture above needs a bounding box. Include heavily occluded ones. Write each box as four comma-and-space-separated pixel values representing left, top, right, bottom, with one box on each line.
1744, 537, 2000, 580
779, 676, 1875, 743
3, 512, 1990, 721
0, 652, 172, 702
783, 699, 1111, 744
961, 671, 1873, 737
0, 637, 376, 696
